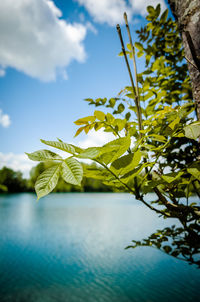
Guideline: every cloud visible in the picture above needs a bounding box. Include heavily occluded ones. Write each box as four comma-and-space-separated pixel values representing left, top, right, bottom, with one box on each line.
0, 152, 35, 178
0, 0, 88, 81
76, 0, 167, 26
0, 109, 11, 127
130, 0, 167, 16
76, 0, 133, 26
0, 68, 5, 77
77, 129, 115, 149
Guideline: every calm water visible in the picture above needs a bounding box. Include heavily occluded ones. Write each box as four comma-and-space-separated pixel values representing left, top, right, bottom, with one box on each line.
0, 193, 199, 302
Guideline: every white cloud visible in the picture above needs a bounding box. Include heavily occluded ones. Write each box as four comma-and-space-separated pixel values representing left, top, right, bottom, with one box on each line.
0, 109, 11, 127
130, 0, 167, 16
76, 0, 167, 26
0, 152, 35, 178
77, 129, 115, 149
76, 0, 133, 26
0, 68, 5, 77
0, 0, 88, 81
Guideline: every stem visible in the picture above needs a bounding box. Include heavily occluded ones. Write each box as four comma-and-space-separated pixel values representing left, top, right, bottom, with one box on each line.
184, 56, 199, 71
116, 24, 142, 136
123, 12, 143, 132
103, 121, 121, 138
116, 14, 179, 216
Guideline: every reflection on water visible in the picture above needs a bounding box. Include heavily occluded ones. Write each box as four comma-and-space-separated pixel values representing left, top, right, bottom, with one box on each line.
126, 224, 200, 267
0, 193, 199, 302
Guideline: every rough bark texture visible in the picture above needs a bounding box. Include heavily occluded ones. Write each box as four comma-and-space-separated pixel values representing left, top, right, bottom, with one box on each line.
168, 0, 200, 120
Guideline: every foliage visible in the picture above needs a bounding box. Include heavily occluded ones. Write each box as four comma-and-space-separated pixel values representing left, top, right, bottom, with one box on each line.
0, 167, 27, 193
27, 4, 200, 257
28, 161, 114, 193
0, 164, 114, 194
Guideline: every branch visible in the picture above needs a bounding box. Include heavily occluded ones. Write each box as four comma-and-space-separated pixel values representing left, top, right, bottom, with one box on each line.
184, 31, 200, 72
95, 159, 170, 217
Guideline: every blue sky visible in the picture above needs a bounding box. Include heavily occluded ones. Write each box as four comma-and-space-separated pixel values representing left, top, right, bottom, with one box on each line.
0, 0, 168, 176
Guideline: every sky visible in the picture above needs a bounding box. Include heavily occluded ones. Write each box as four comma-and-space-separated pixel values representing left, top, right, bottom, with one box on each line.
0, 0, 169, 177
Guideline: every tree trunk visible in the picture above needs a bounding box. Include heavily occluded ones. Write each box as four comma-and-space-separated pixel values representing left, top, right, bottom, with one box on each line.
168, 0, 200, 121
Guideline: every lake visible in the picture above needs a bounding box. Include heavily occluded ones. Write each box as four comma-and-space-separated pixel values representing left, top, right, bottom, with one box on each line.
0, 193, 199, 302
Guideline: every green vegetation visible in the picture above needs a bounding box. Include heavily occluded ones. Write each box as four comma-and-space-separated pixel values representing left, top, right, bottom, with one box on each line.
0, 167, 27, 193
27, 5, 200, 212
26, 5, 200, 264
0, 163, 114, 193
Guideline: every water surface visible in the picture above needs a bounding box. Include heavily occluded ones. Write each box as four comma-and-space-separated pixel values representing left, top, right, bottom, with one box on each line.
0, 193, 199, 302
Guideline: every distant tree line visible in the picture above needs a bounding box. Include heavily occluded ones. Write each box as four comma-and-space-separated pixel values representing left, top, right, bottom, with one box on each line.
0, 163, 114, 193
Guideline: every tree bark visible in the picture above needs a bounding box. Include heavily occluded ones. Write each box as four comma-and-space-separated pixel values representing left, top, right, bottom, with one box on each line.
168, 0, 200, 121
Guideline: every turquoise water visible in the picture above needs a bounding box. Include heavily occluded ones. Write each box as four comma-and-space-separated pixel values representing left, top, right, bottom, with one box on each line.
0, 193, 199, 302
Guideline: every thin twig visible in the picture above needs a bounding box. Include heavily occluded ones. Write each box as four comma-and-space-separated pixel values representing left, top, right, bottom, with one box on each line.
184, 55, 199, 71
123, 12, 143, 131
116, 24, 141, 136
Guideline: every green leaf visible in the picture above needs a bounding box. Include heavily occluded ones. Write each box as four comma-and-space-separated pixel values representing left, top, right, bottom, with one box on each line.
107, 98, 116, 108
160, 9, 168, 22
113, 103, 125, 114
125, 112, 131, 121
184, 122, 200, 140
147, 6, 155, 15
106, 113, 115, 124
26, 149, 62, 161
111, 150, 141, 176
113, 118, 126, 131
99, 136, 131, 164
118, 51, 124, 56
94, 110, 106, 121
137, 51, 144, 58
78, 147, 102, 159
41, 139, 75, 154
74, 116, 96, 125
61, 158, 83, 186
148, 134, 167, 142
155, 4, 161, 17
121, 163, 150, 183
74, 126, 86, 137
84, 169, 110, 180
69, 144, 83, 154
187, 162, 200, 181
135, 42, 143, 51
169, 116, 180, 130
35, 163, 61, 199
162, 171, 184, 183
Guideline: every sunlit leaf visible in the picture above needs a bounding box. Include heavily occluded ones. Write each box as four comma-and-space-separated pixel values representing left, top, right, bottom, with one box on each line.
78, 147, 102, 159
187, 162, 200, 181
111, 150, 141, 176
74, 116, 96, 125
61, 158, 83, 186
99, 136, 131, 164
26, 149, 62, 161
94, 110, 106, 121
162, 171, 184, 183
41, 139, 75, 154
35, 164, 61, 199
184, 122, 200, 140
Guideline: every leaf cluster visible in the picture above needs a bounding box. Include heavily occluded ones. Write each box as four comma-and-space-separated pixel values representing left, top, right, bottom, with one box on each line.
27, 5, 200, 225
